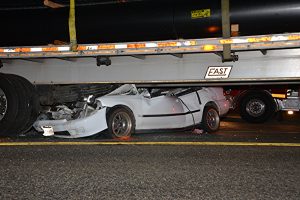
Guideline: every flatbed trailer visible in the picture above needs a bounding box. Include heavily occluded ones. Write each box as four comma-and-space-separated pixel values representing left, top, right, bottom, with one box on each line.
2, 0, 300, 136
1, 32, 300, 85
0, 32, 300, 136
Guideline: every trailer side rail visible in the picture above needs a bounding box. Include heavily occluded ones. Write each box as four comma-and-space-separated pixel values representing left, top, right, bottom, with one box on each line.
1, 33, 300, 59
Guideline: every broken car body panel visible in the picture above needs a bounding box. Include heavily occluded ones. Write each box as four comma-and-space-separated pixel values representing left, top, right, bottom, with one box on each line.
33, 107, 107, 138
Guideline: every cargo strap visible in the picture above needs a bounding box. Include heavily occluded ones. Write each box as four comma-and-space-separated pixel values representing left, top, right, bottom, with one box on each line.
221, 0, 237, 62
69, 0, 77, 51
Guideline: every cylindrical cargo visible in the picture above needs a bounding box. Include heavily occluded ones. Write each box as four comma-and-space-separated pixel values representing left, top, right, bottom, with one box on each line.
1, 0, 300, 46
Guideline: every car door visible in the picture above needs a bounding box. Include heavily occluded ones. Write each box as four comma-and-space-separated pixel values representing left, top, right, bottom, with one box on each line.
140, 89, 187, 130
174, 89, 203, 126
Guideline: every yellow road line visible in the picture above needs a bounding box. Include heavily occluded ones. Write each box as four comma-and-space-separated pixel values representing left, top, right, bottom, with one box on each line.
0, 141, 300, 147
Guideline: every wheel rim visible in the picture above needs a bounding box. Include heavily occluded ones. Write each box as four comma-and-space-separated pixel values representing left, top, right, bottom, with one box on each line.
0, 88, 7, 121
206, 108, 219, 130
111, 111, 132, 137
246, 99, 266, 117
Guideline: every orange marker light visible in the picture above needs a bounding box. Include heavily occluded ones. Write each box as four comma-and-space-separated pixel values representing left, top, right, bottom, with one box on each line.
207, 26, 220, 33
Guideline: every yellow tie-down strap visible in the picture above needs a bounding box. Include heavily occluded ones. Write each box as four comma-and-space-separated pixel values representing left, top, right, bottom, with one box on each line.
69, 0, 77, 51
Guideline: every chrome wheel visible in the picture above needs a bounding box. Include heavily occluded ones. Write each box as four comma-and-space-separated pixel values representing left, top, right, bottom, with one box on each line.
111, 111, 132, 137
246, 99, 266, 117
205, 108, 220, 131
0, 88, 7, 121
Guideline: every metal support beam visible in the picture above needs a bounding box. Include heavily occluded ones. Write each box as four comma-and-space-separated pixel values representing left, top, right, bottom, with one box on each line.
0, 59, 12, 65
131, 55, 146, 60
214, 52, 238, 61
260, 50, 268, 55
170, 54, 183, 59
69, 0, 77, 52
221, 0, 236, 62
56, 58, 77, 62
21, 59, 44, 63
96, 56, 111, 66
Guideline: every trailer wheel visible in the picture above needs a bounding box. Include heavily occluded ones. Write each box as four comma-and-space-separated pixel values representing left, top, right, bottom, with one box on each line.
202, 106, 220, 133
7, 74, 39, 134
0, 74, 20, 136
107, 107, 135, 139
240, 91, 276, 123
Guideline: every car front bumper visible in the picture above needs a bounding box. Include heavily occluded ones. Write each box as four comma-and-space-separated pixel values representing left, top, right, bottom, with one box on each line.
33, 108, 108, 138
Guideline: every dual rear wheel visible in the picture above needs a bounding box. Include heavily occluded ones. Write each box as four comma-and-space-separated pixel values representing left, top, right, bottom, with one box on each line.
0, 73, 39, 136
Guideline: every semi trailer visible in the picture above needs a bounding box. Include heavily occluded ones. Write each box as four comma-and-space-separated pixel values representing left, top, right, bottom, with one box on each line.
0, 0, 300, 136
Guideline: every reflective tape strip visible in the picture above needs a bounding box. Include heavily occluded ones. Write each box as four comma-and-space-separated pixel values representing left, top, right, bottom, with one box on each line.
1, 33, 300, 54
183, 41, 197, 46
202, 45, 217, 51
158, 42, 178, 47
127, 43, 146, 48
58, 46, 71, 51
248, 37, 272, 43
220, 34, 300, 44
145, 43, 158, 48
15, 48, 31, 52
219, 39, 233, 44
3, 49, 16, 52
98, 45, 115, 49
288, 35, 300, 40
30, 48, 43, 52
115, 44, 127, 49
271, 36, 288, 42
42, 47, 59, 52
84, 46, 98, 50
231, 39, 248, 43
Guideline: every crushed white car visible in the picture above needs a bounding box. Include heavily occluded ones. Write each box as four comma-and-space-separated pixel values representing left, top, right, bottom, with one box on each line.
34, 84, 230, 138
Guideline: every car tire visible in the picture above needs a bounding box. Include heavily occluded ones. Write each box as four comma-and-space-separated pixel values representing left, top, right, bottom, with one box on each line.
202, 106, 220, 133
107, 107, 135, 139
0, 74, 20, 136
240, 91, 276, 123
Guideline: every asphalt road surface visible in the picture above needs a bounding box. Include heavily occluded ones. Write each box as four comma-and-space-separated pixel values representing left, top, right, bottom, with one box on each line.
0, 112, 299, 199
1, 111, 299, 143
0, 145, 299, 200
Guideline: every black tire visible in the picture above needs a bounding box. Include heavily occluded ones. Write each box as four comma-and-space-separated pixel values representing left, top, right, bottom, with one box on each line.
0, 74, 20, 136
202, 106, 220, 133
5, 74, 32, 135
107, 107, 135, 139
239, 91, 276, 123
7, 74, 39, 134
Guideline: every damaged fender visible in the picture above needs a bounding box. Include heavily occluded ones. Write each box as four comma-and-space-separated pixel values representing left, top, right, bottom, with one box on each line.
33, 107, 107, 138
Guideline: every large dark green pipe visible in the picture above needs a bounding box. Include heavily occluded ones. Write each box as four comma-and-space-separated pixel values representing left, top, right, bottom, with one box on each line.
1, 0, 300, 46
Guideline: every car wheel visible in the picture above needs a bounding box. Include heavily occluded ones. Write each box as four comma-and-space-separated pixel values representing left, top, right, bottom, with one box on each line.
240, 92, 276, 123
107, 107, 135, 139
202, 106, 220, 133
